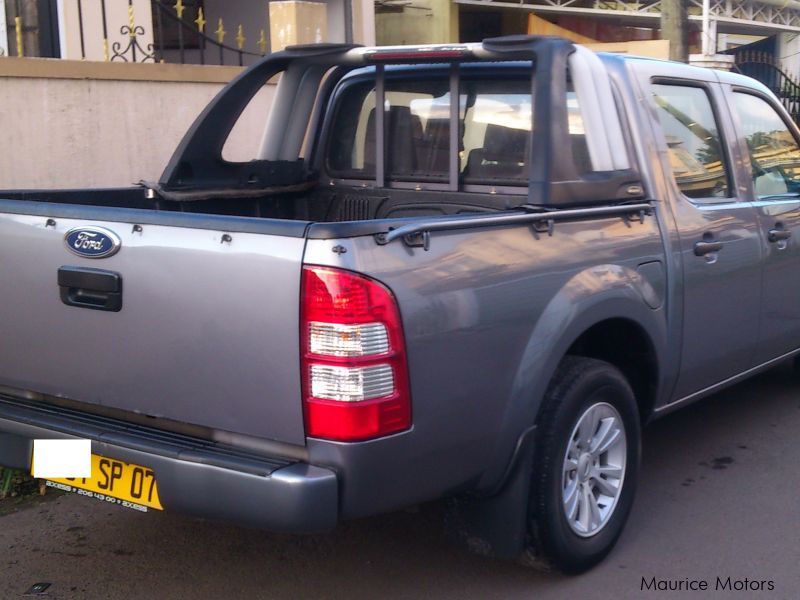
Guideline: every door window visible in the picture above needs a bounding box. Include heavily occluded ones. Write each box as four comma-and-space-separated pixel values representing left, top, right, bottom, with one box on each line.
732, 93, 800, 199
651, 83, 731, 200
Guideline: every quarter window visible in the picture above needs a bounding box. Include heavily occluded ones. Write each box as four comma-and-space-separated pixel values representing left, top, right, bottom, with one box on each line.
651, 84, 730, 200
732, 93, 800, 199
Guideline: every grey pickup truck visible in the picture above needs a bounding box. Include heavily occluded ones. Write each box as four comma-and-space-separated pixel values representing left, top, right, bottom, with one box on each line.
1, 35, 798, 573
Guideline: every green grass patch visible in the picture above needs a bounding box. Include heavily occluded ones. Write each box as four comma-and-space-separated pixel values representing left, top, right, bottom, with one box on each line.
0, 468, 59, 516
0, 467, 36, 499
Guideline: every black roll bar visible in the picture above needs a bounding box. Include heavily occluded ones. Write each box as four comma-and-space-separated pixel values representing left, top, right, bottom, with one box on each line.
156, 36, 642, 209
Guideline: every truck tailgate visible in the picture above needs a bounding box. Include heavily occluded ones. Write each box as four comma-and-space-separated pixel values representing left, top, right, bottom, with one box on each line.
0, 211, 307, 445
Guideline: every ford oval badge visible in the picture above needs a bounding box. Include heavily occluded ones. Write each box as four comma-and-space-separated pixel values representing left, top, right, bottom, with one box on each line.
64, 226, 121, 259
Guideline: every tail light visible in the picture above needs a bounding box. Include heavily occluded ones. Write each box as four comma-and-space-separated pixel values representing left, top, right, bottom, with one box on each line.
301, 266, 411, 441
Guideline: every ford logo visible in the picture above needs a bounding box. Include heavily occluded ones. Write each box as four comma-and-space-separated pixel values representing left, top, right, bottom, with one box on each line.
64, 226, 122, 259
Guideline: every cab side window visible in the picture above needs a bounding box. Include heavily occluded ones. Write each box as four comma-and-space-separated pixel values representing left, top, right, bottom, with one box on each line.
651, 83, 731, 200
732, 93, 800, 199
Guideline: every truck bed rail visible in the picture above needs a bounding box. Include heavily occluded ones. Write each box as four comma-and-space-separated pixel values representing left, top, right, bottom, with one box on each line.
374, 202, 654, 249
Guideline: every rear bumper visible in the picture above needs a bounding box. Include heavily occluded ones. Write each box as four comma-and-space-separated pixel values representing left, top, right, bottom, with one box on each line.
0, 395, 338, 533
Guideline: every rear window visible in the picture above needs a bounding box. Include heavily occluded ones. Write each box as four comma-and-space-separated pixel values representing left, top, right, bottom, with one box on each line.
326, 70, 589, 186
327, 77, 453, 181
462, 80, 532, 183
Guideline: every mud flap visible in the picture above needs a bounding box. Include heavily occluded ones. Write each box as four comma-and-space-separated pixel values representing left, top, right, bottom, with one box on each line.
444, 426, 537, 560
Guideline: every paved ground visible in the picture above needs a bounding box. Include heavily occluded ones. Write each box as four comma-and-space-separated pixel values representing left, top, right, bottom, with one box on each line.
2, 364, 800, 599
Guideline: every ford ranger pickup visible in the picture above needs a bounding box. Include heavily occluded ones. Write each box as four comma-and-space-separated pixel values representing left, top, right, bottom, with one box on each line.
2, 35, 798, 572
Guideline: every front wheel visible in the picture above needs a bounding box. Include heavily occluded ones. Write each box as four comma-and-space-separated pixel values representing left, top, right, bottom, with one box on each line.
527, 356, 641, 573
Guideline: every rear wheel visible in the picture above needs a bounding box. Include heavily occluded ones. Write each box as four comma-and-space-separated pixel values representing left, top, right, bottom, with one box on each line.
527, 356, 641, 573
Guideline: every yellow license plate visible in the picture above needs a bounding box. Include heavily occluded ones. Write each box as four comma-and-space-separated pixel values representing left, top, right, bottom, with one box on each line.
41, 454, 163, 511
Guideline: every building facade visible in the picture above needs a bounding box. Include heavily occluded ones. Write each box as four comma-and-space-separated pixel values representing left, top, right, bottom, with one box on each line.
376, 1, 800, 73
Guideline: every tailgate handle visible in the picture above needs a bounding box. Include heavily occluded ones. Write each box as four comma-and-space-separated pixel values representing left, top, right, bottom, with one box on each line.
58, 266, 122, 312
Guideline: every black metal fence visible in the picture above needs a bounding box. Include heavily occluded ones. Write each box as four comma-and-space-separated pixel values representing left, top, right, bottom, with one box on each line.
735, 51, 800, 126
72, 0, 269, 65
150, 1, 266, 65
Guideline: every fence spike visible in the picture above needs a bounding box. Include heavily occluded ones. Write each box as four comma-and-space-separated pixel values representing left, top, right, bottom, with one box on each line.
195, 7, 206, 33
128, 5, 136, 39
174, 0, 185, 20
14, 16, 23, 57
258, 29, 268, 55
236, 25, 245, 50
216, 18, 226, 44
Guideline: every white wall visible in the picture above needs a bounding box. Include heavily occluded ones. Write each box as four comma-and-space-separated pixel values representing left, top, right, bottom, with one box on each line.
0, 0, 8, 57
0, 61, 274, 189
778, 33, 800, 79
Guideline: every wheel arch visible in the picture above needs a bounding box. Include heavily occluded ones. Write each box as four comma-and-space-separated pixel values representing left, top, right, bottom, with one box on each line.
447, 265, 668, 561
564, 317, 660, 425
493, 265, 668, 485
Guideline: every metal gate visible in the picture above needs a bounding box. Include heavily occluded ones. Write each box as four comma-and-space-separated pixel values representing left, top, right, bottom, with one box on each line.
735, 51, 800, 126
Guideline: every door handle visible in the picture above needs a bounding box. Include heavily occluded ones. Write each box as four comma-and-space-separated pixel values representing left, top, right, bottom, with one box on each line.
58, 266, 122, 312
694, 240, 723, 256
768, 228, 792, 243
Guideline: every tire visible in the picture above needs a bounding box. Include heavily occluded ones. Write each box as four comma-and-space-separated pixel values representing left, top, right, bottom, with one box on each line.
526, 356, 641, 573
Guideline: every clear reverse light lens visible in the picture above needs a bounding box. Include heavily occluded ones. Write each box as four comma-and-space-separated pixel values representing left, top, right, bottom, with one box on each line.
310, 364, 394, 401
308, 322, 389, 357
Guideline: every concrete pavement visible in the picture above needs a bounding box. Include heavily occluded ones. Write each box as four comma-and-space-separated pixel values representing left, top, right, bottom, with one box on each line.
2, 363, 800, 599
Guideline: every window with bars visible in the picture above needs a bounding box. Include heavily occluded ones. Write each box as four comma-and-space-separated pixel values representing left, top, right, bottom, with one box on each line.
326, 68, 590, 190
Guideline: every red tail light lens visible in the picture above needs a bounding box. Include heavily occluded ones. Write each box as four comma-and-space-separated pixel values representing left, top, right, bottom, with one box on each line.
301, 266, 411, 441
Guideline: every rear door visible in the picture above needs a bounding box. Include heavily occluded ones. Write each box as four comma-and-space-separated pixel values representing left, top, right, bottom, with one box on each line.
726, 89, 800, 364
0, 209, 307, 445
642, 71, 763, 399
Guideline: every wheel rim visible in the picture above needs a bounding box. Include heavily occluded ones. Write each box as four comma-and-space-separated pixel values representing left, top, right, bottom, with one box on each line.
561, 401, 627, 538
